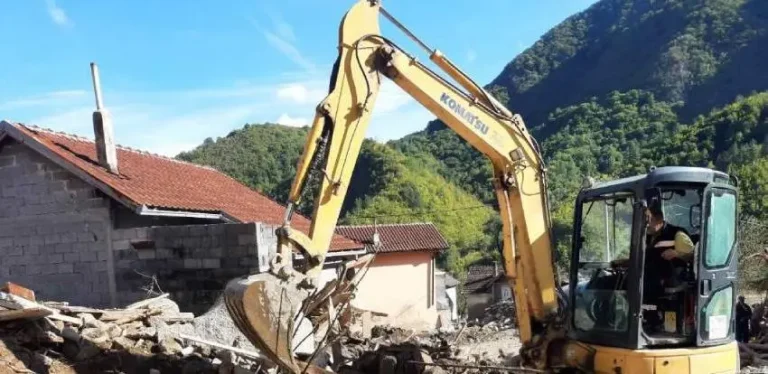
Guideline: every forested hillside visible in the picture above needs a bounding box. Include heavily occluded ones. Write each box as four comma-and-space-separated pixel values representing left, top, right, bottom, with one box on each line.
489, 0, 768, 134
177, 0, 768, 287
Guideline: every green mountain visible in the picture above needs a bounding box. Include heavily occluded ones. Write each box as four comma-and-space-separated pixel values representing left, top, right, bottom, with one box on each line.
490, 0, 768, 134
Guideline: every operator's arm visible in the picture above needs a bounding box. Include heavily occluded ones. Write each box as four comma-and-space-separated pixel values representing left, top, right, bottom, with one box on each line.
660, 231, 695, 261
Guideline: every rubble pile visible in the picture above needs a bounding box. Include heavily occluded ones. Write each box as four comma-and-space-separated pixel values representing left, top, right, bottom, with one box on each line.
0, 284, 272, 374
329, 324, 521, 374
475, 300, 516, 330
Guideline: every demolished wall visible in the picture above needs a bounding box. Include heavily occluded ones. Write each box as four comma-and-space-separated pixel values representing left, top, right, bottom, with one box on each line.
112, 222, 276, 314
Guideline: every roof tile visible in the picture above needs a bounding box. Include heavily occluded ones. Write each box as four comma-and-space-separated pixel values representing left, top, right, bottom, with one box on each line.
335, 223, 449, 253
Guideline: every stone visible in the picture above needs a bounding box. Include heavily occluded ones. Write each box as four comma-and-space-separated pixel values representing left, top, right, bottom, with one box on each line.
125, 326, 157, 340
112, 337, 135, 351
80, 313, 104, 328
181, 346, 195, 357
159, 336, 183, 355
150, 370, 161, 374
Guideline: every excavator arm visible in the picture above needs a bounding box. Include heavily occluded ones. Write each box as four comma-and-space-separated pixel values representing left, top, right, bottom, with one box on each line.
226, 1, 589, 372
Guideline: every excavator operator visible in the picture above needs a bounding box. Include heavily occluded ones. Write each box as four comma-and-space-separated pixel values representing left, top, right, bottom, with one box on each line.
611, 199, 695, 328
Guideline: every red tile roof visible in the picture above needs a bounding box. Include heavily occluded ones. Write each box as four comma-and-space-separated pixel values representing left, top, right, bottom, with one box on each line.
335, 223, 449, 253
1, 122, 361, 251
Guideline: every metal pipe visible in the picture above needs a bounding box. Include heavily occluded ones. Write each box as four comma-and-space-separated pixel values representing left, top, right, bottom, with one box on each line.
90, 62, 104, 110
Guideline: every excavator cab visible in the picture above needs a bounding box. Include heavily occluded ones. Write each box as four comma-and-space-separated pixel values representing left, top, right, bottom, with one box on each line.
569, 166, 739, 352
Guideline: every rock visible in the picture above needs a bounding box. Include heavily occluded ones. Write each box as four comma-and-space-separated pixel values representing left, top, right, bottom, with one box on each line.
112, 337, 135, 351
80, 313, 104, 329
159, 336, 183, 355
105, 324, 124, 339
150, 369, 161, 374
126, 326, 157, 340
212, 358, 223, 366
181, 346, 195, 357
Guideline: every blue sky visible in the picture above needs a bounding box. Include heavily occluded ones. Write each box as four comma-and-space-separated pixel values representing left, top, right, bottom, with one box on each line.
0, 0, 597, 156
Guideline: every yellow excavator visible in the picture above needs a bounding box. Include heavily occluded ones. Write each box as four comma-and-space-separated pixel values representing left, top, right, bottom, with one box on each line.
224, 1, 741, 373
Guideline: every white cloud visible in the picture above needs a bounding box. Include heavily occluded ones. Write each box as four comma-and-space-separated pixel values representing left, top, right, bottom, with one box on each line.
276, 113, 309, 127
467, 49, 477, 63
263, 31, 316, 72
46, 0, 72, 27
251, 11, 316, 72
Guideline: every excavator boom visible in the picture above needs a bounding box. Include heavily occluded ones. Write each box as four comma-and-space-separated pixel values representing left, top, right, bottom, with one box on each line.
225, 1, 575, 372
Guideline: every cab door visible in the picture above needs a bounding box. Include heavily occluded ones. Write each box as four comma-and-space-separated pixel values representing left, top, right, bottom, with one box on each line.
696, 186, 739, 346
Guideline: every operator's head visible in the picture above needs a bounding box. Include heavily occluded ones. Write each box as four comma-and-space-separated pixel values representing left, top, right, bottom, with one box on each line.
645, 200, 665, 235
739, 295, 745, 303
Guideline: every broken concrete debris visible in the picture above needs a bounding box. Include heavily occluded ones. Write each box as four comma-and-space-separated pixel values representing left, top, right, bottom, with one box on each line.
0, 289, 271, 374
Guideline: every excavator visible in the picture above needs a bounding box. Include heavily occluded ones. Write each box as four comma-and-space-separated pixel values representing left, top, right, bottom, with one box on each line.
224, 1, 741, 373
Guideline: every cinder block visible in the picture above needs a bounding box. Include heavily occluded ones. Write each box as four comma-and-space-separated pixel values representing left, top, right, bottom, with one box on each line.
97, 250, 109, 262
64, 252, 79, 263
183, 259, 201, 269
238, 234, 255, 246
80, 251, 98, 262
41, 264, 58, 275
137, 250, 156, 260
113, 240, 131, 250
28, 236, 44, 246
60, 232, 78, 243
43, 234, 60, 245
57, 263, 74, 274
0, 155, 16, 168
78, 232, 96, 243
202, 259, 220, 269
0, 238, 12, 247
7, 245, 23, 256
9, 265, 26, 277
47, 254, 63, 264
54, 243, 71, 254
209, 247, 223, 257
155, 248, 173, 259
91, 262, 106, 272
26, 265, 42, 276
25, 245, 40, 256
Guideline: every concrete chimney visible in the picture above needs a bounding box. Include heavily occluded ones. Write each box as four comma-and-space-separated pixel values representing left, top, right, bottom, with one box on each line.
90, 62, 118, 174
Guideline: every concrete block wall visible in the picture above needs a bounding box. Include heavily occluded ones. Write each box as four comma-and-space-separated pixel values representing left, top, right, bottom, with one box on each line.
0, 140, 112, 306
112, 222, 278, 314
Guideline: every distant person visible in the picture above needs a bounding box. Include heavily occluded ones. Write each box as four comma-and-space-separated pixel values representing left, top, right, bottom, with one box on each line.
736, 295, 752, 343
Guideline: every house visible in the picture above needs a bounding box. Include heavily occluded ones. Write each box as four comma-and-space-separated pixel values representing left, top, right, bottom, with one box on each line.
0, 120, 361, 312
318, 223, 450, 331
462, 262, 512, 320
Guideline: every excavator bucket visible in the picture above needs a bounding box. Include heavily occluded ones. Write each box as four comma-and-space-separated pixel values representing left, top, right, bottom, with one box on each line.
224, 272, 310, 373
